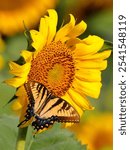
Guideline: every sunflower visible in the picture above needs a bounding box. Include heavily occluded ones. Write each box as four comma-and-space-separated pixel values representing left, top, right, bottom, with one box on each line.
0, 55, 4, 70
68, 0, 112, 20
0, 37, 5, 70
69, 113, 113, 150
0, 0, 57, 36
5, 9, 111, 128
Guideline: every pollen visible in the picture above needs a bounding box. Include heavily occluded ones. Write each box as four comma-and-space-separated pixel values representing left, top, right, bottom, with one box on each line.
28, 41, 75, 97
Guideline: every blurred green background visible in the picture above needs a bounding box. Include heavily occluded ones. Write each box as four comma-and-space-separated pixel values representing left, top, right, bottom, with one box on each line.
0, 0, 112, 150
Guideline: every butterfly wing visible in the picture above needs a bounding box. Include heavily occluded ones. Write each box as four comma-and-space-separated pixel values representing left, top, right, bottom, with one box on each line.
19, 81, 80, 131
24, 81, 51, 115
17, 82, 37, 127
38, 97, 80, 123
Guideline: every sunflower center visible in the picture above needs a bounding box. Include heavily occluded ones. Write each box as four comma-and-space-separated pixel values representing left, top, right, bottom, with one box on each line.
0, 0, 31, 10
48, 64, 64, 85
28, 41, 75, 97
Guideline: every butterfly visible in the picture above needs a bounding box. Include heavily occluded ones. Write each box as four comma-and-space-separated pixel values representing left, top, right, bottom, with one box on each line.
18, 81, 80, 132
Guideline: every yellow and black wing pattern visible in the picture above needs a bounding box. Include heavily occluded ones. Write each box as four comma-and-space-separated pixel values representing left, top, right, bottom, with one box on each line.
18, 81, 80, 131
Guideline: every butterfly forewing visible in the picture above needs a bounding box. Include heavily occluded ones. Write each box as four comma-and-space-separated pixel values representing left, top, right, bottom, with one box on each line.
27, 81, 50, 114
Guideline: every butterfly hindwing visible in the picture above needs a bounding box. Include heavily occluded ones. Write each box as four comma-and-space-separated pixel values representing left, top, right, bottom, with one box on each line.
39, 97, 80, 123
18, 81, 80, 131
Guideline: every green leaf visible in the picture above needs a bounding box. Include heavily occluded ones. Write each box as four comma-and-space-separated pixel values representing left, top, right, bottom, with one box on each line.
14, 56, 26, 65
0, 83, 15, 115
100, 40, 113, 52
6, 94, 17, 104
0, 116, 86, 150
5, 34, 27, 61
0, 115, 18, 150
27, 124, 86, 150
23, 24, 35, 52
86, 10, 113, 41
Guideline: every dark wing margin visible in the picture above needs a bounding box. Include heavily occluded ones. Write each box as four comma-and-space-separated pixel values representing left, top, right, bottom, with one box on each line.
17, 82, 35, 127
17, 81, 55, 127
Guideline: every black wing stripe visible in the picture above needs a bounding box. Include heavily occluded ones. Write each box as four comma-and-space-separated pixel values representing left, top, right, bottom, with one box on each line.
40, 87, 46, 100
65, 105, 71, 110
36, 83, 41, 91
37, 87, 47, 106
24, 83, 35, 104
61, 101, 68, 110
37, 92, 53, 112
38, 85, 43, 93
35, 90, 49, 113
37, 91, 57, 113
43, 98, 63, 114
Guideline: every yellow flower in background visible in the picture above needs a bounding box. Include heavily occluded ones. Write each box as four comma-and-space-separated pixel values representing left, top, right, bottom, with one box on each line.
69, 113, 113, 150
5, 9, 111, 127
76, 0, 112, 11
0, 37, 5, 70
0, 36, 5, 52
0, 55, 4, 70
68, 0, 112, 19
0, 0, 57, 36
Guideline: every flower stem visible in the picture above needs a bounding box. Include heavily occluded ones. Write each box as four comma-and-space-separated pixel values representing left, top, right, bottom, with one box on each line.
16, 127, 28, 150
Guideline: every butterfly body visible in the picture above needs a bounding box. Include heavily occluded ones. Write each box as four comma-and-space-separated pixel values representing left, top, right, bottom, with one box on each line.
18, 81, 80, 132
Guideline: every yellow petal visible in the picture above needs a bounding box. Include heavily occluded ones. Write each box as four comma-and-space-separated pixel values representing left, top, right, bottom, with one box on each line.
9, 61, 30, 77
75, 69, 101, 82
46, 9, 58, 44
68, 88, 94, 110
74, 43, 92, 56
39, 17, 48, 46
16, 86, 26, 97
12, 88, 32, 128
83, 35, 104, 47
16, 87, 27, 109
74, 35, 104, 56
12, 99, 22, 111
60, 36, 70, 43
76, 60, 107, 70
21, 50, 32, 62
75, 50, 111, 60
39, 17, 48, 35
68, 20, 87, 38
30, 29, 46, 50
62, 123, 74, 128
61, 92, 83, 117
66, 38, 81, 48
55, 14, 75, 42
72, 79, 102, 99
4, 77, 26, 88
